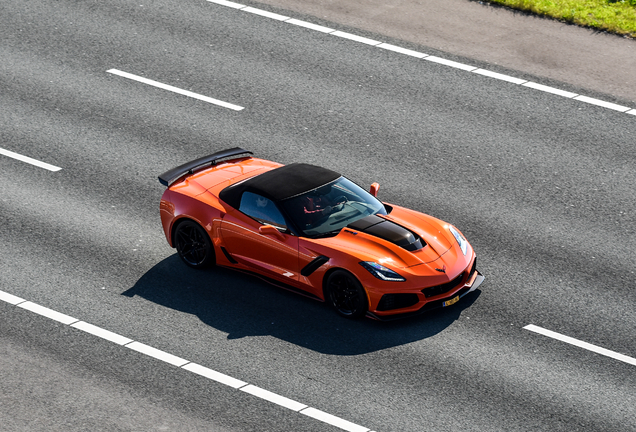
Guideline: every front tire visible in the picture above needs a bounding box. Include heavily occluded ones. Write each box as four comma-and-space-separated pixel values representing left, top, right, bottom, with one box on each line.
174, 220, 215, 269
326, 270, 368, 319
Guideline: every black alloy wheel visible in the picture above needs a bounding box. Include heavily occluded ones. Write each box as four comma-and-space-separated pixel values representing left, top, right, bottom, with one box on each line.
326, 270, 368, 319
174, 220, 215, 269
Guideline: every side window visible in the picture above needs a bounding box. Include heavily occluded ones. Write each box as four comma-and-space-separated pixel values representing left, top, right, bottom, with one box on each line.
239, 192, 287, 229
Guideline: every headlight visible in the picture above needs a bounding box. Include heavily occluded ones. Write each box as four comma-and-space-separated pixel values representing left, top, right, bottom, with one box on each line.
360, 262, 406, 282
449, 225, 468, 256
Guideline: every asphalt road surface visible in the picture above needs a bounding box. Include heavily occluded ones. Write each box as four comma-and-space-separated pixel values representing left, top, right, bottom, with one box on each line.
255, 0, 636, 104
1, 1, 635, 431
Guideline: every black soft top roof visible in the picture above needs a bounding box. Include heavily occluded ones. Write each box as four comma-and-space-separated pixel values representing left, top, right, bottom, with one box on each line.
219, 163, 340, 208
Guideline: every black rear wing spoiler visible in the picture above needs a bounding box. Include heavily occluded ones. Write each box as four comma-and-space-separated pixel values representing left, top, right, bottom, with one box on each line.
158, 147, 253, 187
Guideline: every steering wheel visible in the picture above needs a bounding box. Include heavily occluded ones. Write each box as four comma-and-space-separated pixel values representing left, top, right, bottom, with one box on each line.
332, 195, 348, 211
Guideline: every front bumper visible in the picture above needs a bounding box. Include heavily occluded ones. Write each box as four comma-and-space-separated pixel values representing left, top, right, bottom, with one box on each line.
366, 270, 485, 321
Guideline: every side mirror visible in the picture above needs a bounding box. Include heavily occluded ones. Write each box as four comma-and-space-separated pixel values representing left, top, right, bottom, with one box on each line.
369, 182, 380, 197
259, 224, 285, 240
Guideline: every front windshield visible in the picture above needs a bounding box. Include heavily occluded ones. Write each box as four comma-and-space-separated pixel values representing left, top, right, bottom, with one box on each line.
281, 177, 387, 237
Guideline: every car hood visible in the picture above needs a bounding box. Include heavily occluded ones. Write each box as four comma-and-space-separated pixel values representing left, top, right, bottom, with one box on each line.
313, 205, 462, 272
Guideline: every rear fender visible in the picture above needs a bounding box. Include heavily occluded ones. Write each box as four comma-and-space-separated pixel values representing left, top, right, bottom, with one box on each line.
164, 191, 224, 248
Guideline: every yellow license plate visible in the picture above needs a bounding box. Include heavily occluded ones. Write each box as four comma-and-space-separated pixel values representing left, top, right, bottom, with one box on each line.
443, 295, 460, 307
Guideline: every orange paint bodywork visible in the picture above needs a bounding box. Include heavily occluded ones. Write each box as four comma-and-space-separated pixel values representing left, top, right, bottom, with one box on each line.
160, 156, 481, 319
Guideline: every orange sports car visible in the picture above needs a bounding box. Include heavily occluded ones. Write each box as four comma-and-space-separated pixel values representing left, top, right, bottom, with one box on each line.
158, 148, 484, 320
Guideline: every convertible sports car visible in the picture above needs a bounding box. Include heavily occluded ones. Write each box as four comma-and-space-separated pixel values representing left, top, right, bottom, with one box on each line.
158, 148, 484, 320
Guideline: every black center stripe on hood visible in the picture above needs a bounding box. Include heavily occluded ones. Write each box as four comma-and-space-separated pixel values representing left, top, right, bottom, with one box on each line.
346, 215, 425, 252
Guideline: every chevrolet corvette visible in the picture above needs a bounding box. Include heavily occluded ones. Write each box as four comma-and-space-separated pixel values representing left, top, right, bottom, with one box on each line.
158, 148, 484, 320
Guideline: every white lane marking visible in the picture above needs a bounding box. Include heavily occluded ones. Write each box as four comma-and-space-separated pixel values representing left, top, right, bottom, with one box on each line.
286, 18, 335, 33
473, 68, 527, 85
206, 0, 245, 9
424, 56, 477, 72
0, 147, 62, 172
204, 0, 635, 116
522, 82, 578, 98
126, 341, 190, 367
301, 407, 370, 432
17, 302, 78, 325
331, 30, 382, 46
240, 385, 308, 411
573, 95, 631, 112
182, 363, 248, 388
243, 6, 289, 21
524, 324, 636, 367
0, 287, 376, 432
0, 290, 26, 305
377, 43, 428, 58
106, 69, 244, 111
71, 321, 134, 345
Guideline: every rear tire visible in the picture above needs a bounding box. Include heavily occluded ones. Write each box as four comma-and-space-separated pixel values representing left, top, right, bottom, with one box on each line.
326, 270, 368, 319
174, 220, 215, 269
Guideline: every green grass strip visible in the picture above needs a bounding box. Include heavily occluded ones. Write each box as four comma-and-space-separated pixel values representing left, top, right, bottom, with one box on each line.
482, 0, 636, 37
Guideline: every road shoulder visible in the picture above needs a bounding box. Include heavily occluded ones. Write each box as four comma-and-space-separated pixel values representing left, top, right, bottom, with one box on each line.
251, 0, 636, 104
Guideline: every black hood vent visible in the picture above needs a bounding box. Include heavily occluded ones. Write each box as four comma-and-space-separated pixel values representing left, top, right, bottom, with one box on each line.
347, 215, 425, 251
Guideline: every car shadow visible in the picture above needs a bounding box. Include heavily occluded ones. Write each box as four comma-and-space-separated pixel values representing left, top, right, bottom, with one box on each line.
122, 255, 481, 356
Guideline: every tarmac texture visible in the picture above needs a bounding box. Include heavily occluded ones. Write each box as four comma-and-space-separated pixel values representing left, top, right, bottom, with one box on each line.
254, 0, 636, 104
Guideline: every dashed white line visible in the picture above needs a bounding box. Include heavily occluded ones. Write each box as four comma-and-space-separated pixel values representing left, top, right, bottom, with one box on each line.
301, 407, 370, 432
423, 56, 477, 72
106, 69, 244, 111
286, 18, 334, 33
208, 0, 244, 8
17, 301, 78, 325
473, 68, 527, 85
0, 147, 62, 172
182, 362, 248, 388
125, 341, 191, 367
522, 82, 578, 98
0, 290, 26, 305
332, 30, 381, 46
71, 321, 134, 345
0, 288, 374, 432
205, 0, 635, 116
243, 6, 289, 20
524, 324, 636, 367
572, 95, 631, 112
240, 385, 308, 411
377, 43, 428, 59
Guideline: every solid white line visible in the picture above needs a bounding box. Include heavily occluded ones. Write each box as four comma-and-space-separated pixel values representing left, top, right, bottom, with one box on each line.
0, 147, 62, 172
240, 385, 308, 411
331, 31, 382, 46
106, 69, 244, 111
3, 288, 377, 431
203, 0, 636, 117
524, 324, 636, 366
473, 68, 527, 85
424, 56, 477, 72
243, 6, 289, 21
573, 95, 631, 112
71, 321, 134, 345
206, 0, 245, 9
0, 289, 26, 305
286, 18, 335, 33
17, 302, 78, 325
522, 82, 578, 98
203, 0, 636, 116
301, 407, 370, 432
377, 43, 428, 58
126, 341, 190, 367
182, 363, 248, 388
